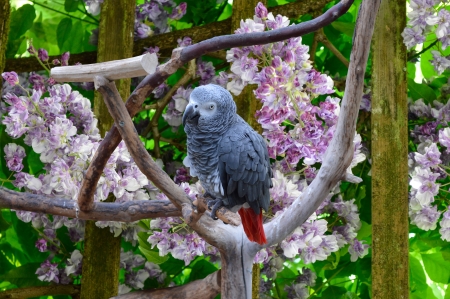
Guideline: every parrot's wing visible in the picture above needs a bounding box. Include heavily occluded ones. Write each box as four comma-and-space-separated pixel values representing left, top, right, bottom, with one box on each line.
218, 121, 272, 214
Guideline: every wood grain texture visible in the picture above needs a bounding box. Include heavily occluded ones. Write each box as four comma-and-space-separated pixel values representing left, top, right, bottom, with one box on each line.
371, 0, 409, 298
0, 0, 11, 91
80, 1, 135, 299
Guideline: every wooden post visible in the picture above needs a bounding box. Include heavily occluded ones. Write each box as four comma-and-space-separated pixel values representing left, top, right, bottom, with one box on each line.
371, 0, 409, 298
80, 1, 135, 298
0, 0, 11, 91
231, 0, 265, 133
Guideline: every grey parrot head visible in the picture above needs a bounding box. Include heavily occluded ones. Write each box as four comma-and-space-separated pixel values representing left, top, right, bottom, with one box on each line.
182, 84, 237, 132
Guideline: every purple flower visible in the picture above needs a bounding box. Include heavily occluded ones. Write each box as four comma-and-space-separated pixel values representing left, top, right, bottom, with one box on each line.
65, 250, 83, 276
402, 27, 426, 49
440, 210, 450, 241
411, 205, 441, 230
35, 239, 47, 252
38, 48, 49, 62
255, 2, 268, 19
36, 260, 59, 283
4, 143, 26, 172
196, 59, 216, 84
169, 2, 187, 20
430, 51, 450, 75
177, 36, 192, 47
440, 128, 450, 151
2, 72, 19, 86
426, 9, 450, 38
348, 240, 370, 262
61, 52, 70, 66
174, 167, 191, 184
134, 21, 153, 40
414, 143, 441, 168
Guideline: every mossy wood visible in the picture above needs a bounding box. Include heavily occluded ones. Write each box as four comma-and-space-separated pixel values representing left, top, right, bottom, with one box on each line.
80, 1, 135, 298
371, 0, 409, 298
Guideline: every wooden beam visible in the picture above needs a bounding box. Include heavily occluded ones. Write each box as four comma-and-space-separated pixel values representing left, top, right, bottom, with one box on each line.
371, 0, 409, 298
4, 0, 332, 73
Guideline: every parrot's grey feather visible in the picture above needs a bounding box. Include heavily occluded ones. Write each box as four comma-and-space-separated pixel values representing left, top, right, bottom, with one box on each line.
183, 84, 272, 216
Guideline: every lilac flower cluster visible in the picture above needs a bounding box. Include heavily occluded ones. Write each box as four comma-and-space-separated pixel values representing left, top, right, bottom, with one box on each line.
227, 3, 363, 171
408, 92, 450, 240
402, 0, 450, 74
147, 183, 219, 265
135, 0, 187, 38
284, 268, 316, 299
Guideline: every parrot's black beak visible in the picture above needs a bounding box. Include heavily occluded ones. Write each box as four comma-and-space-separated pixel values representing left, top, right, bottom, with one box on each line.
182, 104, 200, 126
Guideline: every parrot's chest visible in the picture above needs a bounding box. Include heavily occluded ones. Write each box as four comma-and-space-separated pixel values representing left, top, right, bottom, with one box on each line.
183, 135, 225, 197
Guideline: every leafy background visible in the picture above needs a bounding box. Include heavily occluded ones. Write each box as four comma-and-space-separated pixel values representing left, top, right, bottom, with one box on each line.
1, 0, 450, 298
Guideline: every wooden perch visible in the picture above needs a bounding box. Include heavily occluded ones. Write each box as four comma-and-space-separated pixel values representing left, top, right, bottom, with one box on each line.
0, 186, 181, 222
51, 53, 158, 82
93, 76, 240, 227
110, 270, 221, 299
255, 0, 381, 250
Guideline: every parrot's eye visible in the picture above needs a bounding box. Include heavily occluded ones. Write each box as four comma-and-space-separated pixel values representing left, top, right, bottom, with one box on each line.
209, 105, 215, 110
195, 105, 198, 108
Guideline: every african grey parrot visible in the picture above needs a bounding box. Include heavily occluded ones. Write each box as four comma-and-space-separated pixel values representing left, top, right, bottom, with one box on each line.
182, 84, 272, 244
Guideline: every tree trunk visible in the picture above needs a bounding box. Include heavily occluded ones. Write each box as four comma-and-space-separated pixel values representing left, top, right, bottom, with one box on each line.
0, 0, 11, 91
220, 238, 254, 299
80, 1, 135, 298
371, 0, 409, 298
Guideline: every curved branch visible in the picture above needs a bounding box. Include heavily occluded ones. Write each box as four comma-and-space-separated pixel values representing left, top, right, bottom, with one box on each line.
180, 0, 353, 61
0, 285, 80, 299
251, 0, 381, 252
0, 186, 181, 222
93, 77, 240, 243
74, 0, 354, 213
111, 270, 221, 299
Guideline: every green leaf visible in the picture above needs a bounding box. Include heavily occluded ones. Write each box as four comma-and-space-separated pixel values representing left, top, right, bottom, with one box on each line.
341, 291, 360, 299
408, 78, 437, 104
139, 245, 169, 265
420, 47, 437, 79
422, 253, 450, 284
357, 221, 371, 240
56, 18, 73, 52
331, 21, 355, 37
187, 259, 218, 283
65, 0, 80, 12
321, 286, 347, 298
0, 262, 46, 287
445, 284, 450, 299
410, 254, 427, 293
61, 20, 84, 53
8, 4, 36, 40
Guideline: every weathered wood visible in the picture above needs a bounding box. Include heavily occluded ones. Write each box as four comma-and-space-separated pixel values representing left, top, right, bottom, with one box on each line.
51, 53, 158, 82
80, 1, 135, 299
0, 0, 11, 91
371, 0, 409, 298
231, 1, 265, 295
0, 186, 181, 221
0, 285, 80, 299
110, 270, 221, 299
4, 0, 333, 73
254, 0, 381, 250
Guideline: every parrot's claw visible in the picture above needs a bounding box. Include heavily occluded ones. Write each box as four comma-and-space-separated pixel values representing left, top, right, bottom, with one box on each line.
207, 198, 223, 220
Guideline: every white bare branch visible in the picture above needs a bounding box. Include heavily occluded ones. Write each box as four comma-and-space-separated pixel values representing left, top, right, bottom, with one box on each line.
51, 52, 158, 82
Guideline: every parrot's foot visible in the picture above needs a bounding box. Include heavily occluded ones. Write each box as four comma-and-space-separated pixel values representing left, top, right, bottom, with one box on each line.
207, 198, 223, 220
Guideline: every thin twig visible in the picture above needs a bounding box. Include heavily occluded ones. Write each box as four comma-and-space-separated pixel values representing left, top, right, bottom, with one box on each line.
408, 39, 439, 61
316, 28, 349, 68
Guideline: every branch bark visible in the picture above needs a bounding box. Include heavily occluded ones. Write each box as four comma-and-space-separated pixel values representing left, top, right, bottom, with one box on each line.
0, 186, 181, 221
0, 285, 80, 299
110, 270, 220, 299
252, 0, 381, 252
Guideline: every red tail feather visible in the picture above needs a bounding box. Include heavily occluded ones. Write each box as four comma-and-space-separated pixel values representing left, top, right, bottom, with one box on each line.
238, 208, 267, 245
